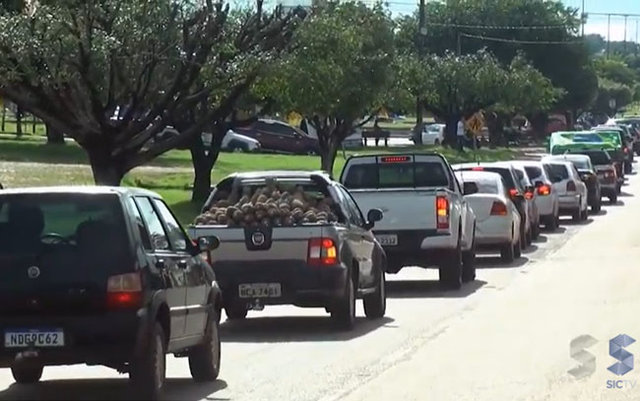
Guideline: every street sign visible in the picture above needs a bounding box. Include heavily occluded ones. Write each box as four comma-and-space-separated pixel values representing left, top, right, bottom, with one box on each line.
466, 112, 485, 136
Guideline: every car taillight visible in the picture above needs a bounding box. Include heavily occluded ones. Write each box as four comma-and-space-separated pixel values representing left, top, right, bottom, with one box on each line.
624, 147, 629, 154
524, 189, 534, 200
604, 170, 615, 179
308, 238, 338, 266
436, 195, 450, 230
566, 181, 577, 191
537, 184, 551, 196
508, 188, 519, 198
490, 201, 508, 216
107, 272, 142, 309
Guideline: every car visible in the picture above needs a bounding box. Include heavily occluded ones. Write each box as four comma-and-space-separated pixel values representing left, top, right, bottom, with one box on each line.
419, 123, 445, 145
613, 118, 640, 155
540, 158, 590, 222
188, 171, 387, 329
221, 130, 261, 152
495, 162, 541, 239
544, 154, 602, 213
454, 171, 522, 262
453, 162, 533, 249
569, 149, 619, 204
340, 154, 477, 289
234, 119, 320, 155
510, 161, 560, 231
594, 125, 633, 174
0, 187, 222, 400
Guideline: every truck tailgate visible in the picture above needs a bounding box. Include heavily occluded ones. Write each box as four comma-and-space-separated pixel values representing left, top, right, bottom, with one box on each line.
187, 225, 324, 261
349, 189, 438, 231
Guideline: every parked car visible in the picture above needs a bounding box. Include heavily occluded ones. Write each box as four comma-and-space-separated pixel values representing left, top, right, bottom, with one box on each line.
510, 161, 560, 230
234, 119, 319, 155
540, 158, 590, 221
188, 171, 387, 330
221, 130, 261, 152
454, 171, 522, 262
0, 187, 222, 400
453, 162, 533, 248
594, 125, 633, 174
614, 118, 640, 155
495, 162, 541, 239
570, 149, 619, 203
340, 153, 477, 290
420, 123, 445, 145
544, 154, 602, 213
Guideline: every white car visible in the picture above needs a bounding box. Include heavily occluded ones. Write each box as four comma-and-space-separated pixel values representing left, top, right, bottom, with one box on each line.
221, 130, 261, 152
455, 171, 522, 262
540, 157, 589, 222
510, 161, 560, 230
421, 124, 445, 145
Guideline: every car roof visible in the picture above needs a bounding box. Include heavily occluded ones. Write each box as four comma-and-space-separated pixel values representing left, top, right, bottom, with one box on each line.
454, 170, 502, 182
0, 186, 161, 198
540, 157, 575, 166
509, 160, 544, 167
545, 154, 590, 161
230, 170, 333, 181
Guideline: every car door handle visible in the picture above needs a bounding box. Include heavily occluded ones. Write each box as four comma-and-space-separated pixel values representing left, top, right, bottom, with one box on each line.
155, 259, 166, 269
177, 260, 188, 269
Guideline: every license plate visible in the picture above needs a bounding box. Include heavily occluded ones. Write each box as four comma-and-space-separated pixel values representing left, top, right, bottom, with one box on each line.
5, 329, 64, 348
239, 283, 282, 298
376, 234, 398, 246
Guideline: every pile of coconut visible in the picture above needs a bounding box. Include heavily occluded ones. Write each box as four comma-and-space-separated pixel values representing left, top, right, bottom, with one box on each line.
194, 178, 340, 227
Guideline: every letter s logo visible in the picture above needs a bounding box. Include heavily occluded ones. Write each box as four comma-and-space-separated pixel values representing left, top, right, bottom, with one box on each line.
568, 334, 598, 379
608, 334, 635, 376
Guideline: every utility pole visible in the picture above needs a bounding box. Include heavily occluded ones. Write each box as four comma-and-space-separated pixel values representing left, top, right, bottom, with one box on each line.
624, 15, 628, 52
607, 14, 611, 58
636, 19, 639, 57
581, 0, 585, 37
415, 0, 427, 142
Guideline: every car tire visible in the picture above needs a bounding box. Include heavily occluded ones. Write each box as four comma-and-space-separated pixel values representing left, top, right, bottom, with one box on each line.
189, 310, 221, 382
545, 215, 558, 231
462, 236, 476, 282
610, 194, 618, 204
572, 208, 581, 222
592, 199, 601, 213
331, 275, 356, 330
501, 241, 515, 263
11, 362, 43, 384
525, 228, 532, 246
363, 271, 386, 319
438, 239, 462, 290
625, 163, 632, 174
434, 139, 440, 146
532, 223, 540, 240
581, 207, 588, 221
514, 236, 522, 258
225, 305, 248, 320
130, 322, 166, 401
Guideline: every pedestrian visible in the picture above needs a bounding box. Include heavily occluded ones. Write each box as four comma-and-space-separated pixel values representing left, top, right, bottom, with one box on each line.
457, 118, 465, 152
373, 119, 382, 147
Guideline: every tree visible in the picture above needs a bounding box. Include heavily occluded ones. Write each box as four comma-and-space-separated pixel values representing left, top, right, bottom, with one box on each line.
259, 2, 395, 174
0, 0, 299, 185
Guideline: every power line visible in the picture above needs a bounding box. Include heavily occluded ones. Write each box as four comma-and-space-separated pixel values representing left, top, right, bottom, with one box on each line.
425, 22, 573, 31
459, 33, 584, 45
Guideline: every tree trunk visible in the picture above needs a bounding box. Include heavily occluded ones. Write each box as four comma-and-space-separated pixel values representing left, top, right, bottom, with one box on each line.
443, 114, 460, 147
87, 149, 124, 186
45, 124, 65, 145
528, 112, 548, 139
1, 105, 5, 132
317, 125, 340, 177
190, 136, 217, 202
15, 106, 23, 138
320, 143, 338, 177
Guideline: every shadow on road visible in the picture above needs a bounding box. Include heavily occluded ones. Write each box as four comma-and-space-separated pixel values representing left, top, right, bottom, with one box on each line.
0, 378, 227, 401
533, 234, 548, 244
619, 191, 634, 197
544, 226, 567, 235
561, 217, 594, 226
589, 209, 608, 217
385, 279, 485, 299
476, 256, 529, 269
606, 200, 625, 207
522, 244, 538, 254
220, 315, 394, 343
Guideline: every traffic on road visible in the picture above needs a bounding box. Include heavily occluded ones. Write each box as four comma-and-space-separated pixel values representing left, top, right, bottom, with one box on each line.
1, 120, 640, 400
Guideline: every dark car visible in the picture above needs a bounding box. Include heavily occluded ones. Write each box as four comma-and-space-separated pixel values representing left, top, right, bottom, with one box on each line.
0, 187, 222, 400
560, 154, 602, 212
235, 119, 320, 155
571, 149, 619, 203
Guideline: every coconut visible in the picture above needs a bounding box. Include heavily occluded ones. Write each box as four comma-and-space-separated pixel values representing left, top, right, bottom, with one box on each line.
291, 208, 304, 220
241, 203, 254, 214
232, 209, 243, 222
257, 194, 268, 204
225, 206, 238, 218
217, 215, 229, 225
255, 202, 267, 211
255, 209, 267, 220
304, 210, 317, 222
267, 206, 279, 218
260, 217, 271, 226
216, 199, 231, 208
291, 199, 304, 210
243, 213, 255, 224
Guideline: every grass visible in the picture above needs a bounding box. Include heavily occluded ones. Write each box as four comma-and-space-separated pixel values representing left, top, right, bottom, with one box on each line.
0, 121, 47, 136
0, 138, 520, 225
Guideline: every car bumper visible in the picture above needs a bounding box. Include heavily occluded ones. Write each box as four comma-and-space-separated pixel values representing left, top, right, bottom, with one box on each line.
534, 195, 555, 217
558, 194, 581, 214
0, 311, 140, 368
374, 229, 456, 270
214, 260, 347, 308
475, 218, 513, 246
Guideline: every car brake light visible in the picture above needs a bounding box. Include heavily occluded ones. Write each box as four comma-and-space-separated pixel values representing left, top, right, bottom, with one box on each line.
380, 156, 410, 163
566, 181, 577, 191
308, 238, 338, 266
604, 170, 615, 179
490, 201, 508, 216
508, 188, 519, 198
436, 195, 450, 230
107, 272, 142, 309
624, 147, 629, 154
537, 184, 551, 196
524, 188, 534, 200
471, 167, 484, 171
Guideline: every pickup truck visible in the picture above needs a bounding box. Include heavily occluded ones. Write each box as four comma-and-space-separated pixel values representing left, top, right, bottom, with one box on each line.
186, 171, 388, 330
339, 153, 477, 290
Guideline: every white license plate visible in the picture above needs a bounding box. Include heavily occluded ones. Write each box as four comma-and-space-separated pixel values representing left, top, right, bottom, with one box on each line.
376, 234, 398, 246
239, 283, 282, 298
5, 329, 64, 348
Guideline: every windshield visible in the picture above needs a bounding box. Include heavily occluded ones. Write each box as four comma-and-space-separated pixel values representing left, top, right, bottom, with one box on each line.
568, 158, 590, 170
524, 166, 543, 180
458, 167, 516, 189
580, 151, 611, 165
344, 161, 450, 189
545, 164, 569, 181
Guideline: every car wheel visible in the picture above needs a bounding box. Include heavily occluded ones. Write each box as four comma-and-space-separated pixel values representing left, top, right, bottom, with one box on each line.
610, 194, 618, 204
525, 228, 532, 246
130, 322, 166, 401
232, 145, 246, 153
461, 236, 476, 282
545, 215, 558, 231
363, 270, 386, 319
501, 241, 515, 263
331, 274, 356, 330
581, 206, 588, 221
434, 139, 440, 146
592, 199, 601, 213
514, 235, 522, 258
572, 208, 581, 222
189, 309, 221, 382
225, 305, 248, 320
532, 223, 540, 240
11, 362, 43, 384
625, 163, 632, 174
438, 238, 462, 290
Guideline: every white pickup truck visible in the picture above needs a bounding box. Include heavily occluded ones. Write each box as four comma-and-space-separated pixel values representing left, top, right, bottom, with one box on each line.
339, 153, 477, 289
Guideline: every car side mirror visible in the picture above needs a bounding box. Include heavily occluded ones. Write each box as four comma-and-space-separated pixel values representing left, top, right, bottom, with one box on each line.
197, 236, 220, 252
462, 182, 478, 195
364, 208, 383, 229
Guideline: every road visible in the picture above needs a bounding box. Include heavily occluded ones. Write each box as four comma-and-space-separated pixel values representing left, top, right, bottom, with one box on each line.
1, 172, 639, 401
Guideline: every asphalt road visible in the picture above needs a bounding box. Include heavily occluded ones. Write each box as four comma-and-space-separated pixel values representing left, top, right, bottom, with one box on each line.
1, 171, 639, 401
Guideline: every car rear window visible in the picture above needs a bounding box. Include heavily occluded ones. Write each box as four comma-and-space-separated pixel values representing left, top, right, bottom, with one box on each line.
343, 161, 449, 189
458, 167, 515, 189
546, 164, 569, 181
568, 158, 590, 170
581, 151, 611, 165
0, 193, 131, 278
524, 166, 543, 180
469, 179, 499, 194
